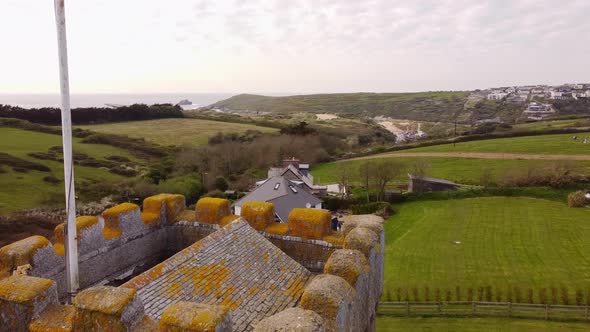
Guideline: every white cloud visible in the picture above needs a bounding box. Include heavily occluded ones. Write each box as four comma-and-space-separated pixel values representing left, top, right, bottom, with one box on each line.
0, 0, 588, 93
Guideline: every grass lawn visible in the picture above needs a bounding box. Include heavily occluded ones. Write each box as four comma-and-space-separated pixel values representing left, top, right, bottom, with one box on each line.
311, 157, 590, 185
376, 317, 590, 331
512, 119, 590, 132
383, 197, 590, 303
77, 118, 279, 146
0, 127, 137, 213
390, 132, 590, 155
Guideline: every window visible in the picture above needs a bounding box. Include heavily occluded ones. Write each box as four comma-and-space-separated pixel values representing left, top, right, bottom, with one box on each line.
274, 183, 280, 190
289, 185, 298, 193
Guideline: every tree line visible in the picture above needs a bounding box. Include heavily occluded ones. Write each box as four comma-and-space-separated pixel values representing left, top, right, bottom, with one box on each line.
0, 103, 183, 125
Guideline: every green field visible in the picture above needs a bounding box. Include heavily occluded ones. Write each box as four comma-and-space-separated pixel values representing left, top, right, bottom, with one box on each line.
376, 317, 590, 331
390, 132, 590, 155
512, 119, 590, 132
0, 127, 138, 213
383, 197, 590, 302
78, 118, 279, 146
311, 157, 590, 186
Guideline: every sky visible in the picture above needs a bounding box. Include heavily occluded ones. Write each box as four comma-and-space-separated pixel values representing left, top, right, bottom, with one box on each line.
1, 0, 589, 94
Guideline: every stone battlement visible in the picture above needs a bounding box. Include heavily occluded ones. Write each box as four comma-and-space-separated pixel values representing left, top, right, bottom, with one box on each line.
0, 195, 384, 331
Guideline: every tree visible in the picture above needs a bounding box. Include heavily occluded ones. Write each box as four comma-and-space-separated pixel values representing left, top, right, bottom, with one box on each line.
373, 160, 403, 201
214, 176, 229, 192
359, 161, 375, 202
337, 163, 352, 198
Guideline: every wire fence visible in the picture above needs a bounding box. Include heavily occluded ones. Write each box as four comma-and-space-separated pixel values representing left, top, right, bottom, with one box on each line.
378, 301, 590, 322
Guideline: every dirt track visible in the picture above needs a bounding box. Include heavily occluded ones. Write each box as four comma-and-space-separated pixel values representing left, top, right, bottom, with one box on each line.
352, 152, 590, 161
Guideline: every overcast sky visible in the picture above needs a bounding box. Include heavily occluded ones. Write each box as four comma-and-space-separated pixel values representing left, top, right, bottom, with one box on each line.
1, 0, 589, 94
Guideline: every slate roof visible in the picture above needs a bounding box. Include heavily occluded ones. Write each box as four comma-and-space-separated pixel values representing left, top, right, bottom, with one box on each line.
132, 219, 312, 332
235, 176, 322, 222
408, 174, 459, 186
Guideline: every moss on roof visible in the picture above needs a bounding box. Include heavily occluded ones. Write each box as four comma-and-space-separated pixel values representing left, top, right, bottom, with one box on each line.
53, 216, 99, 256
241, 201, 274, 231
0, 235, 51, 276
29, 304, 75, 332
160, 302, 229, 331
264, 223, 290, 236
0, 275, 54, 304
344, 227, 379, 257
195, 198, 230, 224
101, 203, 139, 240
288, 208, 331, 239
143, 194, 185, 223
324, 249, 369, 287
73, 286, 136, 316
219, 215, 240, 227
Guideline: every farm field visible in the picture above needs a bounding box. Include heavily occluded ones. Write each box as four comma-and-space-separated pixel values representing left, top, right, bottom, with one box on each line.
382, 197, 590, 303
311, 157, 590, 185
388, 132, 590, 155
512, 118, 590, 132
0, 127, 138, 213
376, 317, 590, 331
77, 118, 279, 146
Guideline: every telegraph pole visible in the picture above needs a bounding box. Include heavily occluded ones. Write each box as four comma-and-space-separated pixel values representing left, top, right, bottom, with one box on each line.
53, 0, 79, 303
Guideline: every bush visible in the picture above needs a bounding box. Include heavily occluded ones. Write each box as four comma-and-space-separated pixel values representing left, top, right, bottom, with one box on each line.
109, 166, 138, 177
43, 175, 61, 184
106, 155, 130, 162
158, 175, 203, 204
202, 189, 226, 199
567, 191, 587, 207
351, 201, 393, 217
214, 176, 229, 192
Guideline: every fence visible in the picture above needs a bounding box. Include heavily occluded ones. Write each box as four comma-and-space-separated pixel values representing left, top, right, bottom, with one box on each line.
378, 301, 590, 322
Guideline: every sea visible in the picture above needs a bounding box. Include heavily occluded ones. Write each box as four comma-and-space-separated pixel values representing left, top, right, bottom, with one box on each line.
0, 93, 235, 109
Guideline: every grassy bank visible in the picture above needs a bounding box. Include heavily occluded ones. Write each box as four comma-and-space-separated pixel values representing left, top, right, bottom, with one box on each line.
376, 317, 590, 331
78, 118, 279, 146
383, 197, 590, 303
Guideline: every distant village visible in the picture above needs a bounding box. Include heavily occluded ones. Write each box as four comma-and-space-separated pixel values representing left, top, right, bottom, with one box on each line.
473, 82, 590, 121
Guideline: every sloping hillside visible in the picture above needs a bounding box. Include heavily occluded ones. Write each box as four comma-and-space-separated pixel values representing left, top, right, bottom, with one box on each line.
210, 92, 469, 122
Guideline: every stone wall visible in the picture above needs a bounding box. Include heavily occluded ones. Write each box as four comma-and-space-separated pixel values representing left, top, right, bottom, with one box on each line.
0, 196, 385, 331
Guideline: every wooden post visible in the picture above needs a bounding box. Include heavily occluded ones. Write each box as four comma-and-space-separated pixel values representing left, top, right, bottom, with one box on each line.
472, 301, 476, 316
438, 301, 442, 313
545, 304, 549, 320
508, 302, 512, 317
585, 304, 588, 321
406, 302, 410, 317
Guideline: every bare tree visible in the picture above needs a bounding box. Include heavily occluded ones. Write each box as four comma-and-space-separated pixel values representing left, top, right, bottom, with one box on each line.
411, 159, 431, 177
337, 162, 352, 198
373, 160, 403, 201
359, 161, 374, 201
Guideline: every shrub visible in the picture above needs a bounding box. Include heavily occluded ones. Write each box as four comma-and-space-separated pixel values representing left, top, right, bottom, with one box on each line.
560, 286, 569, 305
214, 176, 229, 192
351, 201, 393, 217
43, 175, 61, 184
158, 175, 203, 204
575, 289, 584, 305
539, 288, 547, 304
109, 166, 138, 177
106, 155, 131, 162
567, 191, 587, 207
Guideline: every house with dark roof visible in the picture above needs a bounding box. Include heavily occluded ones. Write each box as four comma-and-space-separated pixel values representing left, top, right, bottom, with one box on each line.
234, 176, 323, 222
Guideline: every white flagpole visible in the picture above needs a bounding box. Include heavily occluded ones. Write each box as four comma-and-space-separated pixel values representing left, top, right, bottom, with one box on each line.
53, 0, 79, 303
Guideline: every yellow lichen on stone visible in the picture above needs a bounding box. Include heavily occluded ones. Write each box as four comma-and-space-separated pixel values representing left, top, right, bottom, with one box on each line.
195, 198, 230, 224
141, 212, 160, 225
322, 232, 345, 247
143, 194, 186, 223
288, 208, 331, 239
73, 286, 136, 316
101, 203, 139, 240
241, 201, 274, 231
324, 249, 369, 287
53, 216, 99, 256
177, 209, 196, 222
300, 274, 355, 320
343, 227, 379, 257
264, 223, 289, 236
0, 235, 51, 276
159, 302, 230, 332
0, 275, 54, 304
29, 304, 75, 332
219, 215, 240, 227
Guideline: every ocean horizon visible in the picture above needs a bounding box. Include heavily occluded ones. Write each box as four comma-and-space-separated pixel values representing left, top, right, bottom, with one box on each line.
0, 93, 236, 109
